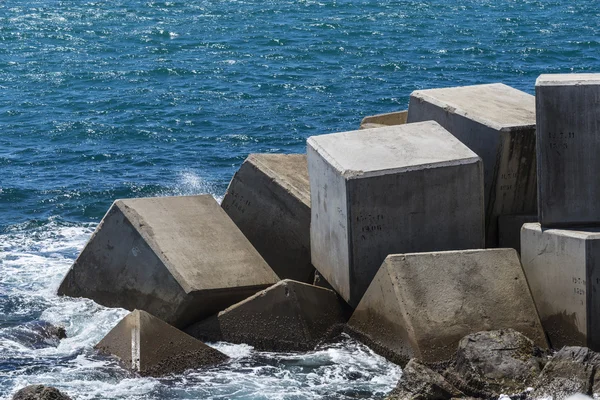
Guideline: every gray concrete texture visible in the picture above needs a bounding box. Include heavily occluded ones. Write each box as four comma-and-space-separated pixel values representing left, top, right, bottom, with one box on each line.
58, 195, 279, 328
536, 74, 600, 227
186, 279, 347, 351
348, 249, 547, 364
498, 214, 537, 254
307, 122, 485, 307
221, 154, 314, 283
407, 83, 537, 246
521, 223, 600, 350
360, 110, 408, 129
95, 310, 228, 377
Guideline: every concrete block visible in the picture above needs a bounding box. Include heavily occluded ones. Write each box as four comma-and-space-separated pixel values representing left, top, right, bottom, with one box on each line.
186, 279, 346, 351
307, 122, 485, 307
221, 154, 314, 283
58, 195, 279, 328
521, 223, 600, 349
347, 249, 547, 364
360, 110, 408, 129
407, 83, 537, 246
498, 214, 537, 254
95, 310, 228, 376
536, 74, 600, 227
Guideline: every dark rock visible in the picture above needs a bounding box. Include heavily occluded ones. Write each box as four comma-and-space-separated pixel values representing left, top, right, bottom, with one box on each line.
12, 385, 72, 400
451, 329, 544, 396
532, 346, 600, 399
13, 321, 67, 349
386, 359, 463, 400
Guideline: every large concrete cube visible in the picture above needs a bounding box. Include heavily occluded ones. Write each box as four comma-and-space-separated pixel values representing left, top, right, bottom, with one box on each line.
307, 122, 485, 307
360, 110, 408, 129
536, 74, 600, 227
407, 83, 537, 246
348, 249, 547, 365
95, 310, 228, 376
58, 195, 279, 328
521, 223, 600, 349
221, 154, 314, 283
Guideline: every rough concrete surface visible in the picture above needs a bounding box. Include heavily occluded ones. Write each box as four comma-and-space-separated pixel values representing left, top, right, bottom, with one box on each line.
347, 249, 547, 365
57, 195, 278, 328
536, 74, 600, 227
12, 385, 72, 400
497, 214, 537, 254
407, 83, 537, 246
307, 122, 484, 307
360, 110, 408, 129
521, 223, 600, 349
95, 310, 228, 377
221, 154, 314, 283
186, 279, 346, 351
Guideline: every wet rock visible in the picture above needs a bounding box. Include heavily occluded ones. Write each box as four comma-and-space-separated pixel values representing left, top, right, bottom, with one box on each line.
386, 359, 462, 400
13, 321, 67, 349
532, 346, 600, 399
451, 330, 545, 396
12, 385, 72, 400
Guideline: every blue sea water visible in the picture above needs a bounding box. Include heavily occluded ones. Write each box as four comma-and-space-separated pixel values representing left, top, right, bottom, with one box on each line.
0, 0, 599, 398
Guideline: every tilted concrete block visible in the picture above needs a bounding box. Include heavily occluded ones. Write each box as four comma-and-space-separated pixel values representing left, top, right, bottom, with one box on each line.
536, 74, 600, 227
186, 279, 347, 351
95, 310, 228, 376
407, 83, 537, 246
348, 249, 547, 365
498, 214, 537, 254
521, 223, 600, 349
360, 110, 408, 129
58, 195, 279, 328
307, 122, 485, 307
222, 154, 314, 283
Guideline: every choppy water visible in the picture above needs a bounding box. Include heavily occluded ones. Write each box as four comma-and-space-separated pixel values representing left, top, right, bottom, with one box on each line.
1, 0, 599, 398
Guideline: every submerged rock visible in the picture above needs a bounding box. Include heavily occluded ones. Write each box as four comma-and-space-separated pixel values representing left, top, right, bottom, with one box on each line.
385, 358, 462, 400
12, 321, 67, 349
12, 385, 72, 400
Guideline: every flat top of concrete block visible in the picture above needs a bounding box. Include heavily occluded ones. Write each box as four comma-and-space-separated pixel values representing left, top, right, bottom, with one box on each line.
247, 153, 310, 206
522, 222, 600, 239
116, 195, 278, 292
410, 83, 535, 131
307, 121, 480, 179
536, 73, 600, 86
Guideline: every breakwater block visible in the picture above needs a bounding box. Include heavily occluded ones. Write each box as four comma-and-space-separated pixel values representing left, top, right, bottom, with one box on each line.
407, 83, 537, 247
307, 122, 485, 307
536, 74, 600, 227
186, 279, 346, 351
347, 249, 547, 365
221, 154, 314, 283
57, 195, 279, 328
521, 223, 600, 349
498, 214, 537, 254
95, 310, 228, 377
359, 110, 407, 129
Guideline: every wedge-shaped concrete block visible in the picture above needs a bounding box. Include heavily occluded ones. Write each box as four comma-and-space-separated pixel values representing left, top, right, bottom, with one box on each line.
360, 110, 408, 129
498, 214, 537, 254
407, 83, 537, 246
95, 310, 228, 376
536, 74, 600, 227
222, 154, 314, 282
307, 122, 484, 307
348, 249, 547, 365
186, 279, 346, 351
521, 223, 600, 349
58, 195, 279, 328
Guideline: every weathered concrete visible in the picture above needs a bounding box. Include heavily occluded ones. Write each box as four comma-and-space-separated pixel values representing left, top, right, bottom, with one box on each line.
536, 74, 600, 227
407, 83, 537, 246
521, 223, 600, 349
385, 358, 463, 400
307, 122, 485, 307
12, 385, 72, 400
497, 214, 537, 254
347, 249, 547, 365
186, 279, 346, 351
95, 310, 228, 377
360, 110, 408, 129
221, 154, 314, 283
58, 195, 279, 328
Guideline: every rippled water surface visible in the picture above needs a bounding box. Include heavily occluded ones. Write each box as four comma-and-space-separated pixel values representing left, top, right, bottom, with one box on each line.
1, 0, 600, 398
